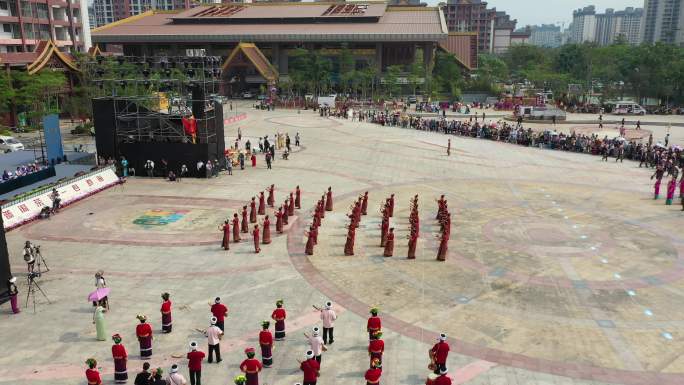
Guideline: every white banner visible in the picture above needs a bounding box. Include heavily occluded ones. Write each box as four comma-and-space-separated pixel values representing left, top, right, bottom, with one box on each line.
1, 166, 120, 230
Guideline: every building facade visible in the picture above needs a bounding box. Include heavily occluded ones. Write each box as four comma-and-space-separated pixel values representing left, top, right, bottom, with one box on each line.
568, 5, 642, 46
441, 0, 516, 54
90, 0, 191, 29
528, 24, 562, 48
0, 0, 90, 53
595, 8, 620, 45
595, 7, 643, 45
641, 0, 684, 45
568, 5, 597, 43
619, 7, 643, 45
91, 2, 449, 90
91, 0, 155, 28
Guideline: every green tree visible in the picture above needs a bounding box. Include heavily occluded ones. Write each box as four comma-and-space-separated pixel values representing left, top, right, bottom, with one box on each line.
408, 49, 426, 96
309, 51, 332, 96
433, 51, 463, 99
338, 44, 356, 95
12, 70, 66, 127
383, 65, 403, 97
475, 54, 508, 87
0, 72, 14, 114
503, 44, 548, 79
357, 63, 378, 100
288, 47, 311, 95
554, 44, 591, 82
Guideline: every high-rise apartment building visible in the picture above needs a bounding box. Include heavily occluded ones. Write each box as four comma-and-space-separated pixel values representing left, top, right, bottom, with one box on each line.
641, 0, 684, 46
91, 0, 154, 27
569, 5, 597, 43
528, 24, 562, 48
595, 7, 643, 45
0, 0, 90, 53
441, 0, 516, 54
568, 5, 642, 45
619, 7, 643, 44
595, 8, 620, 45
90, 0, 190, 29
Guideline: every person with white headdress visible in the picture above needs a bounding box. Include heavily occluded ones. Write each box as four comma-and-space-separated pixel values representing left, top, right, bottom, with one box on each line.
297, 350, 320, 385
7, 276, 19, 314
313, 301, 337, 345
303, 327, 326, 364
429, 333, 450, 375
205, 316, 223, 364
186, 341, 205, 385
166, 364, 187, 385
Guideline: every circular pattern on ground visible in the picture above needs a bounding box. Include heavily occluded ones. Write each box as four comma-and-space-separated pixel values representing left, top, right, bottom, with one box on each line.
22, 195, 251, 246
288, 178, 684, 383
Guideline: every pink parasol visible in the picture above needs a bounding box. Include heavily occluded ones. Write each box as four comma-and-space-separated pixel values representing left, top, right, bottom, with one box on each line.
88, 287, 110, 302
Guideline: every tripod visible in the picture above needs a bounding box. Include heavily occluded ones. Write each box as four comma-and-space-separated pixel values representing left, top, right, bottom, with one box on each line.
34, 246, 50, 274
25, 274, 51, 313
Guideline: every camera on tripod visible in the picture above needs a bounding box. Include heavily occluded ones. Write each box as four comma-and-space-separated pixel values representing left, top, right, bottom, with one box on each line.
27, 271, 41, 281
23, 242, 49, 275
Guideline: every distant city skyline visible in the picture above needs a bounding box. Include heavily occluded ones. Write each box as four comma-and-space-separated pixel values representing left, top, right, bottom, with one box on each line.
427, 0, 644, 28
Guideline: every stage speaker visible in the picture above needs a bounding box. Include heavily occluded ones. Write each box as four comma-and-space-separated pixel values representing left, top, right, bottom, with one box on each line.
0, 215, 12, 303
191, 86, 205, 119
93, 98, 117, 161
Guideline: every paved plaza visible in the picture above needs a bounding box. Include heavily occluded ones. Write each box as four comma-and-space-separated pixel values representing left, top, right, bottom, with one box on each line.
1, 106, 684, 385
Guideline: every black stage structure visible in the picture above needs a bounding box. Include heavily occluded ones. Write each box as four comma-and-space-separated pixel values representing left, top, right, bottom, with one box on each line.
88, 54, 226, 178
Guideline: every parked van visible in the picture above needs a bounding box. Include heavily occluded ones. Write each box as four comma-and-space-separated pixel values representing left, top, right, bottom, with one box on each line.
611, 102, 646, 115
0, 136, 24, 153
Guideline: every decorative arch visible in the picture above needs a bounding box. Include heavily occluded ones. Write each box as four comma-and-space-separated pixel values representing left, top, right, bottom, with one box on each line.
221, 42, 278, 84
27, 40, 80, 75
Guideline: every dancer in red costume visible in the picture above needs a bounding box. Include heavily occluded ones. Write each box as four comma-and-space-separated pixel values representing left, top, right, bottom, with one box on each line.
275, 207, 284, 233
326, 187, 333, 211
220, 220, 230, 250
295, 186, 302, 209
361, 191, 369, 215
232, 213, 241, 242
262, 216, 271, 244
436, 232, 448, 261
289, 192, 295, 216
407, 230, 417, 259
267, 184, 275, 207
250, 197, 257, 223
305, 225, 315, 255
252, 225, 261, 253
383, 228, 394, 257
258, 192, 265, 215
344, 226, 355, 256
241, 206, 249, 233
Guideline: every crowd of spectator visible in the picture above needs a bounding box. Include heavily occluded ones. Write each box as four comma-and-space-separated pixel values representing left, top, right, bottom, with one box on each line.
352, 111, 684, 168
2, 162, 46, 182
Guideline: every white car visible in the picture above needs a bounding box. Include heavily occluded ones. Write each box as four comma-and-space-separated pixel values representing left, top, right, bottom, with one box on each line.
0, 136, 24, 153
241, 92, 255, 99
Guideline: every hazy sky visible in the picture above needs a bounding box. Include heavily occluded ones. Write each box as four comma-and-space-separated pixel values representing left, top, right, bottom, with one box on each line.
428, 0, 646, 28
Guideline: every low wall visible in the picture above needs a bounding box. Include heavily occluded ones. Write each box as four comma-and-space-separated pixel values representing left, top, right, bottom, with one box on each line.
224, 113, 247, 126
1, 165, 120, 230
